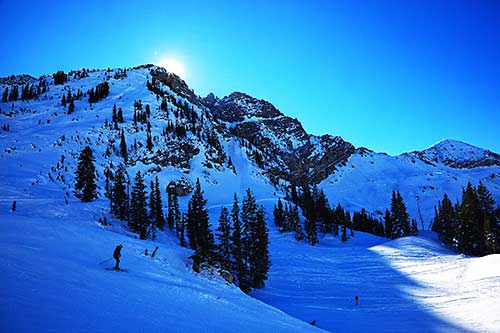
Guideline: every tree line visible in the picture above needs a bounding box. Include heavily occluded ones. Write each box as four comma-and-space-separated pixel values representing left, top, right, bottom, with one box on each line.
276, 184, 417, 245
432, 181, 500, 256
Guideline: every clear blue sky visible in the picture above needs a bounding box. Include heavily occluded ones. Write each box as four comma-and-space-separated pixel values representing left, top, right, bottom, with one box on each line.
1, 0, 499, 154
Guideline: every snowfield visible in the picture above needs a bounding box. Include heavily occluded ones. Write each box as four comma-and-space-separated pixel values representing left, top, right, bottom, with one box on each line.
1, 66, 500, 332
0, 196, 324, 333
253, 230, 500, 333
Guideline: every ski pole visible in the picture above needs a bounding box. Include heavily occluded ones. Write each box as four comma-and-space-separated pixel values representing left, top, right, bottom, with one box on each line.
99, 257, 113, 264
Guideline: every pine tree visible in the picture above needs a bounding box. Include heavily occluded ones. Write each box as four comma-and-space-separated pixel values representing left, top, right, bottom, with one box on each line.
130, 171, 149, 239
154, 177, 165, 230
251, 206, 270, 288
216, 207, 232, 269
68, 99, 75, 114
384, 209, 392, 238
167, 184, 175, 230
173, 189, 181, 234
230, 193, 246, 290
111, 164, 129, 220
149, 181, 157, 225
290, 184, 298, 204
435, 194, 457, 246
2, 87, 8, 103
74, 146, 97, 202
291, 204, 305, 241
273, 198, 286, 231
120, 129, 128, 164
179, 213, 187, 247
341, 225, 348, 242
117, 108, 124, 123
112, 104, 117, 123
390, 191, 410, 239
457, 183, 483, 255
186, 179, 215, 265
239, 189, 259, 292
304, 217, 318, 245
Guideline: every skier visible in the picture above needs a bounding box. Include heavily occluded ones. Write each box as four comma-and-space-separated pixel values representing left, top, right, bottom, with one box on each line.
355, 295, 359, 305
113, 244, 123, 270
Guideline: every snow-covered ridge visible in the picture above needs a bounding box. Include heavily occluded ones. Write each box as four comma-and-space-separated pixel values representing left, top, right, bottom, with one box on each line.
406, 139, 500, 169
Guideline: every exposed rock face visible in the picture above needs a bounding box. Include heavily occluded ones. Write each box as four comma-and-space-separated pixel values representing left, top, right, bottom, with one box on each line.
167, 178, 194, 196
211, 92, 282, 122
150, 67, 199, 105
146, 141, 200, 171
209, 92, 355, 185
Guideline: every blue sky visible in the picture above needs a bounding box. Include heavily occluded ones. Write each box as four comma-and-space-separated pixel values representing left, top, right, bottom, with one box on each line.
1, 0, 499, 154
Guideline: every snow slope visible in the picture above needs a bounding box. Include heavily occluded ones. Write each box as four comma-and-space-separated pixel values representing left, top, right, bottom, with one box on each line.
321, 148, 500, 227
0, 190, 323, 333
253, 230, 500, 333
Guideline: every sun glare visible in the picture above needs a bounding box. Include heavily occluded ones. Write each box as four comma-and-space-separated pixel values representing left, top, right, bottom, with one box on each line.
158, 58, 186, 79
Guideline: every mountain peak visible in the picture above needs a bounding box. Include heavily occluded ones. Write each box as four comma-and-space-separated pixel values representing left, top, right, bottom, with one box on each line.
410, 139, 500, 169
211, 92, 283, 122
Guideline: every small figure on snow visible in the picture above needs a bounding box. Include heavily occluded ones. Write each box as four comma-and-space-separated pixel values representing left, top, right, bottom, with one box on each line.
144, 249, 148, 256
113, 244, 123, 270
310, 320, 316, 326
355, 295, 359, 306
151, 246, 159, 258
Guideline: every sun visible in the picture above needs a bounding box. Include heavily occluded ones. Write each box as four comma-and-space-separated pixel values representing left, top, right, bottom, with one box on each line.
158, 58, 186, 79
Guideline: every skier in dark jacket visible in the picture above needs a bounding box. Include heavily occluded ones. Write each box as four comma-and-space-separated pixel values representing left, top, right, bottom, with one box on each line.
113, 244, 123, 270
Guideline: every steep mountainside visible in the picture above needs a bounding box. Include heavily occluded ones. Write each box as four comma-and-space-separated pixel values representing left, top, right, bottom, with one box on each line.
0, 65, 499, 227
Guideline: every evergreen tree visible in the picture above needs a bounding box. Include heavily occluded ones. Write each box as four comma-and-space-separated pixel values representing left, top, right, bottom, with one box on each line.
154, 177, 165, 230
130, 171, 149, 239
230, 193, 246, 289
112, 104, 117, 123
68, 99, 75, 114
216, 207, 232, 268
457, 183, 483, 255
341, 225, 348, 242
149, 181, 157, 225
53, 71, 67, 85
167, 185, 175, 230
291, 204, 305, 241
111, 164, 129, 220
290, 184, 299, 204
74, 146, 97, 202
240, 189, 258, 289
304, 217, 318, 245
120, 129, 128, 164
251, 206, 270, 288
178, 213, 187, 247
437, 193, 456, 246
390, 191, 410, 239
2, 87, 8, 103
186, 179, 215, 265
273, 198, 286, 231
384, 209, 392, 238
117, 108, 124, 123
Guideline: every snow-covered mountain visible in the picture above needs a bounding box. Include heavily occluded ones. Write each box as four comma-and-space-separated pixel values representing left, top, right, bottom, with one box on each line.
1, 65, 498, 225
1, 65, 500, 332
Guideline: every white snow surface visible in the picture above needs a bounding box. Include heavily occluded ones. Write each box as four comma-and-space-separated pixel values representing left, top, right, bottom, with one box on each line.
1, 66, 500, 332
